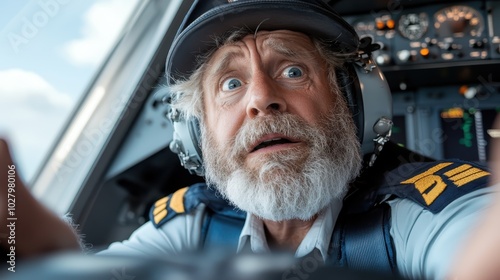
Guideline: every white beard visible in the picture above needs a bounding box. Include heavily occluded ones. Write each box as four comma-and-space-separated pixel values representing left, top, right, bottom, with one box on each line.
201, 106, 362, 221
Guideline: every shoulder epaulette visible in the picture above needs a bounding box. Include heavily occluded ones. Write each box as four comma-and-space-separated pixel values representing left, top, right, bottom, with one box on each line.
150, 186, 190, 227
380, 160, 490, 213
150, 183, 245, 228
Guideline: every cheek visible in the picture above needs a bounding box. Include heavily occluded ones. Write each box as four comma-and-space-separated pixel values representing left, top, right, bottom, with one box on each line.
289, 89, 336, 124
206, 108, 244, 146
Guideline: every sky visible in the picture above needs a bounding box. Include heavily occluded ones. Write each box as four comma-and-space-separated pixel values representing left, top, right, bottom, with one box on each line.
0, 0, 139, 182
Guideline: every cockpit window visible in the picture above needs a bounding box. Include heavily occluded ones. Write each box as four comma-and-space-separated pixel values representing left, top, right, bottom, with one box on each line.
0, 0, 140, 182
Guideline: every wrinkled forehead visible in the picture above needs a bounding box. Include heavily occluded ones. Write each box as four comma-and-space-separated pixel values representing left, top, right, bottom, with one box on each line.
232, 29, 312, 46
218, 30, 313, 54
204, 30, 319, 72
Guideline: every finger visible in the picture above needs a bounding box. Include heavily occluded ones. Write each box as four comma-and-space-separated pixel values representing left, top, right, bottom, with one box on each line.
0, 138, 15, 166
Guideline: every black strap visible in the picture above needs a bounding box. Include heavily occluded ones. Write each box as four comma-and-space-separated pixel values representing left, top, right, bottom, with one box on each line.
324, 141, 434, 273
329, 203, 396, 274
201, 210, 245, 251
200, 202, 396, 275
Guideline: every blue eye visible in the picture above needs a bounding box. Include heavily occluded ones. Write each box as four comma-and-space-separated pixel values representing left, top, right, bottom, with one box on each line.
222, 78, 242, 91
283, 66, 303, 78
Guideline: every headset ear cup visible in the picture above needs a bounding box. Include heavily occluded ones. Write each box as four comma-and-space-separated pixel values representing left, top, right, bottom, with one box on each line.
188, 118, 203, 160
170, 114, 205, 176
336, 64, 365, 145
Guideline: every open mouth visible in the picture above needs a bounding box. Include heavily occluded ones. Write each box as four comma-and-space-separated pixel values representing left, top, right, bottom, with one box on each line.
251, 137, 298, 152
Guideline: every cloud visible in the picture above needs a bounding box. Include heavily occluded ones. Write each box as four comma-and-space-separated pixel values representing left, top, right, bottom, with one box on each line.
62, 0, 139, 67
0, 69, 73, 180
0, 68, 72, 108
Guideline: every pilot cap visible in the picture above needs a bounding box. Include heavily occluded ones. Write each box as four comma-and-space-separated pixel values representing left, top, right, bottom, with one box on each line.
166, 0, 359, 83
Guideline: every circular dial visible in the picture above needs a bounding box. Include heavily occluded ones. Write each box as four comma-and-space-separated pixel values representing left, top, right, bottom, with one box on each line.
398, 13, 429, 40
434, 5, 484, 38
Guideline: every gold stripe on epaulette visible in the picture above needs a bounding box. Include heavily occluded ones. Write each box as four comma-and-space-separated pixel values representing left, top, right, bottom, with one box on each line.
154, 209, 167, 224
444, 164, 490, 187
170, 187, 189, 213
443, 164, 472, 177
447, 166, 479, 181
401, 162, 453, 184
455, 171, 489, 186
401, 162, 490, 206
155, 196, 169, 207
153, 196, 170, 224
153, 203, 167, 215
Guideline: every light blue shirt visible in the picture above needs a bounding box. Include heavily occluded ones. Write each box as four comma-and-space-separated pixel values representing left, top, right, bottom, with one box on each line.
389, 186, 493, 280
236, 198, 343, 261
100, 187, 494, 279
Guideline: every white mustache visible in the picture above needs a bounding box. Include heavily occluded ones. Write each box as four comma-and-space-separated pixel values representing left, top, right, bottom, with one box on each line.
230, 113, 314, 158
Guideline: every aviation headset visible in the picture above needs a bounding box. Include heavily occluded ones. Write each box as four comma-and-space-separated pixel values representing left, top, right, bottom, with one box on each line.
165, 0, 393, 176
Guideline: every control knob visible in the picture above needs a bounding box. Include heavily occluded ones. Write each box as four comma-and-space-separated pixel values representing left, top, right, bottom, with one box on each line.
375, 54, 392, 65
397, 50, 412, 62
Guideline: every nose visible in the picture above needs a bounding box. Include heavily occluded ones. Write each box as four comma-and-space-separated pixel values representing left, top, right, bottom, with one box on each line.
246, 72, 287, 118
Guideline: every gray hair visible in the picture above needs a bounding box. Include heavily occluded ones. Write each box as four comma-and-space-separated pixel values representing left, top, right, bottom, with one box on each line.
168, 30, 354, 122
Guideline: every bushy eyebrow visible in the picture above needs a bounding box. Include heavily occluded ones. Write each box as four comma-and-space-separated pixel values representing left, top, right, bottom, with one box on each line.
208, 51, 242, 79
206, 37, 314, 80
262, 37, 300, 58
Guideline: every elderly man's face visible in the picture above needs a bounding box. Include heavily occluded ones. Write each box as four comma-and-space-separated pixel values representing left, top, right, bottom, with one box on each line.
199, 30, 361, 221
202, 30, 334, 167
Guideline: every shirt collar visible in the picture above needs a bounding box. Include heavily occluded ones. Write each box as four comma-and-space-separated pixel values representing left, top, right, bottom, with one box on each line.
236, 198, 343, 261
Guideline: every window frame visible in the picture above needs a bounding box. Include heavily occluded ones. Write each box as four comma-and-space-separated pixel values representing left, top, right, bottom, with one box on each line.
31, 0, 195, 215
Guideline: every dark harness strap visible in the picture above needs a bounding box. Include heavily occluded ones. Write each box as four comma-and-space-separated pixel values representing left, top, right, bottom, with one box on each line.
329, 203, 396, 274
200, 201, 396, 275
201, 209, 246, 251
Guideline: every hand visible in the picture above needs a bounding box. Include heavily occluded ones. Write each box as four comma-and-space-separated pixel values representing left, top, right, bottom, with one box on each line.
0, 139, 15, 231
447, 115, 500, 280
0, 139, 80, 259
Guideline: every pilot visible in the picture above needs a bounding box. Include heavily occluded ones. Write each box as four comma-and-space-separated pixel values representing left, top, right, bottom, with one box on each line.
98, 1, 494, 279
0, 1, 495, 279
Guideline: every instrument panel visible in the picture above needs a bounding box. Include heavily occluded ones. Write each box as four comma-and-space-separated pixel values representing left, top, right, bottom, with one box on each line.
344, 2, 499, 67
341, 1, 500, 162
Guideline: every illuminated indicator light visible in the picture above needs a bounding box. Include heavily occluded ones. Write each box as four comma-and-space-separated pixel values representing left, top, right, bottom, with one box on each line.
459, 112, 474, 148
459, 85, 468, 95
420, 48, 430, 57
376, 20, 385, 30
386, 19, 395, 29
410, 42, 421, 48
442, 53, 454, 60
441, 108, 464, 119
